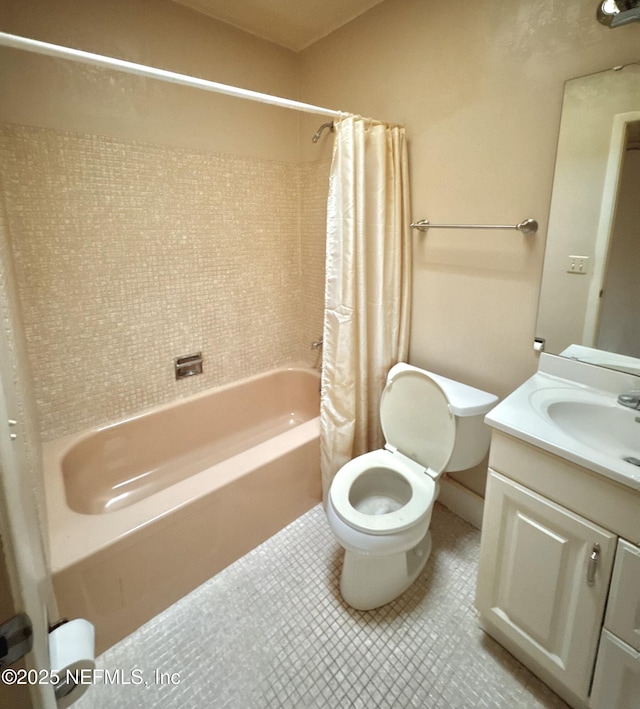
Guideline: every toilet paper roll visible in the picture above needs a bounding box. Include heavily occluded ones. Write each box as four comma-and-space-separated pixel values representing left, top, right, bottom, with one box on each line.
48, 619, 95, 708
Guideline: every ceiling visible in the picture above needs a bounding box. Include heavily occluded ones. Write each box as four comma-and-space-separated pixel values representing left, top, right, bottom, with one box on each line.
171, 0, 385, 51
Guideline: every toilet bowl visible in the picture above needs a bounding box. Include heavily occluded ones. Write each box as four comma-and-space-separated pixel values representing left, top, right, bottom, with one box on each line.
326, 362, 498, 610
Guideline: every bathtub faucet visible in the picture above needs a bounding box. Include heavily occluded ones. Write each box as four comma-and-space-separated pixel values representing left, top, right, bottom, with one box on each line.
311, 339, 323, 350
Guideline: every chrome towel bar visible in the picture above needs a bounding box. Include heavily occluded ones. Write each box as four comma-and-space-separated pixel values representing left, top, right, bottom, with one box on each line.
410, 218, 538, 235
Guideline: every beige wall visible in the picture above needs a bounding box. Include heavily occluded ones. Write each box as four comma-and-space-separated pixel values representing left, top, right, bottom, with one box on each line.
299, 0, 639, 494
0, 125, 316, 440
0, 0, 300, 160
0, 0, 329, 440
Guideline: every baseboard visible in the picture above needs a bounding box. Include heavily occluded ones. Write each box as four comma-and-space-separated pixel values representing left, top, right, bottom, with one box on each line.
438, 475, 484, 530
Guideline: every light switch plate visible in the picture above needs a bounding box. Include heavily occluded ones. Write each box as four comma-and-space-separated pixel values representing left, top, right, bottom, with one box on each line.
567, 255, 589, 274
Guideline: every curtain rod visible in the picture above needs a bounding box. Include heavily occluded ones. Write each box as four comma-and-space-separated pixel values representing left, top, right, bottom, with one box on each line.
0, 31, 343, 119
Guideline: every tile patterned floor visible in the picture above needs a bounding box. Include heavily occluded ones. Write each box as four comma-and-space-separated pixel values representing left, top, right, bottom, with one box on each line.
77, 503, 569, 708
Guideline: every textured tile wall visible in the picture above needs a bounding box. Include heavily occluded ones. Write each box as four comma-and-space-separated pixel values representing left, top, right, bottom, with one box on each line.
0, 183, 53, 568
0, 124, 328, 441
300, 159, 330, 370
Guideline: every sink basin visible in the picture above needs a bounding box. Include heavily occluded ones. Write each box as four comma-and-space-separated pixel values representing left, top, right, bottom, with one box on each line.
485, 355, 640, 490
546, 400, 640, 462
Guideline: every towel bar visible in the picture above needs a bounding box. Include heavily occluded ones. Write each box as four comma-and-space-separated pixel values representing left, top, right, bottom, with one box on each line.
410, 218, 538, 235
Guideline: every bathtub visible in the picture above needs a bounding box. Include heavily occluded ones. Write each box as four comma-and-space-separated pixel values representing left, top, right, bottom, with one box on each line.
44, 367, 321, 654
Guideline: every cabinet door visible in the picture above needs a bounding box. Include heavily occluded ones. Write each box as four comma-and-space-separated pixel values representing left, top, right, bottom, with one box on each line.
476, 470, 617, 700
590, 629, 640, 709
605, 539, 640, 651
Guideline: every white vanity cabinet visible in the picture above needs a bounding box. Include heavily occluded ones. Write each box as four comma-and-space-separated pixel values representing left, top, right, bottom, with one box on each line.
476, 431, 640, 709
590, 539, 640, 709
476, 470, 616, 701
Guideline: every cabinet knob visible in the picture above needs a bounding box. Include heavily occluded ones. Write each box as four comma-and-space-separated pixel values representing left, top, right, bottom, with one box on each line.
587, 542, 601, 587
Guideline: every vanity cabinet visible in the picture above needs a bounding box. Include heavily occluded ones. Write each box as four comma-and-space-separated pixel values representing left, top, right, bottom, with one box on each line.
590, 539, 640, 709
476, 431, 640, 709
476, 470, 616, 701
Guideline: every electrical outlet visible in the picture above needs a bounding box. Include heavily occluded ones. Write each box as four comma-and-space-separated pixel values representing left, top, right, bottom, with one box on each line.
567, 255, 589, 275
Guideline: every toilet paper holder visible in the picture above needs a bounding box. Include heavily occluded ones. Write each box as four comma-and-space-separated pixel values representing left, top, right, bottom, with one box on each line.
0, 612, 33, 668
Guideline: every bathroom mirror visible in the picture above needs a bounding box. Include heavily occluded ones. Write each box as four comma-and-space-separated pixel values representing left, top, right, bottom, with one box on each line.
535, 63, 640, 376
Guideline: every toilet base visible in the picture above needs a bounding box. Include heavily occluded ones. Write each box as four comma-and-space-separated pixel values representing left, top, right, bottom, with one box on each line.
339, 531, 432, 610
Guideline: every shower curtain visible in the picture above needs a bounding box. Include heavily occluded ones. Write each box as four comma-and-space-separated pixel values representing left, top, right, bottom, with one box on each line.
320, 115, 412, 500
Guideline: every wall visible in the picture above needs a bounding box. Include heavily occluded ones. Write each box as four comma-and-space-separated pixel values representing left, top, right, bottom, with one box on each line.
597, 149, 640, 356
0, 0, 299, 159
0, 0, 328, 440
300, 159, 332, 367
0, 125, 310, 440
299, 0, 639, 495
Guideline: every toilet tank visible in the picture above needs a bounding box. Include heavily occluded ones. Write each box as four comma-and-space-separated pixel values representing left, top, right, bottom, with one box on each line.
388, 364, 498, 472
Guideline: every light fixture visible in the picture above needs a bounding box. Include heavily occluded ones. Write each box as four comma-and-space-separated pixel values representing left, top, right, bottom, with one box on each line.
597, 0, 640, 27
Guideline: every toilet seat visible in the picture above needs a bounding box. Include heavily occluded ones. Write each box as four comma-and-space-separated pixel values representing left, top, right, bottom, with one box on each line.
329, 449, 436, 535
329, 365, 457, 537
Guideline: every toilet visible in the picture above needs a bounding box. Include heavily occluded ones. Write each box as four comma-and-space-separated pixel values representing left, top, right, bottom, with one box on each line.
326, 362, 498, 610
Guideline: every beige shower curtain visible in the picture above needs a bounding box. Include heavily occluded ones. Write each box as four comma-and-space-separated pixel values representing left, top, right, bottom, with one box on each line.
320, 115, 412, 500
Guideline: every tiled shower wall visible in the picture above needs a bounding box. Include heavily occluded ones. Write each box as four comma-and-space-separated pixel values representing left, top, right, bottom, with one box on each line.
0, 124, 328, 441
300, 159, 330, 369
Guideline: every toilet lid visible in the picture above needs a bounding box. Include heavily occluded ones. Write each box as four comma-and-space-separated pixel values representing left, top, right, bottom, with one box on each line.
380, 366, 456, 474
